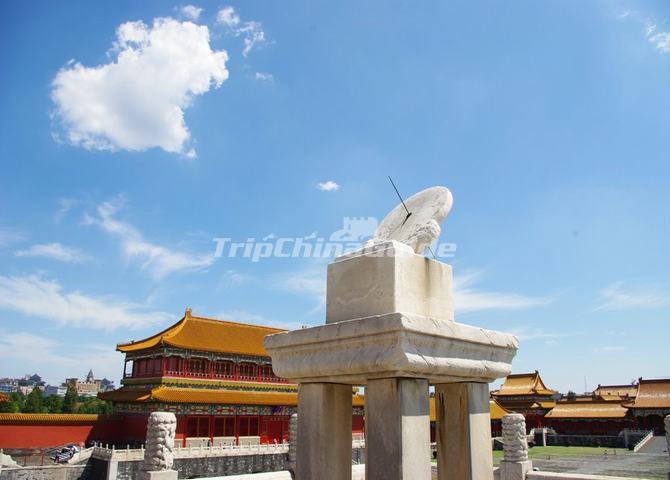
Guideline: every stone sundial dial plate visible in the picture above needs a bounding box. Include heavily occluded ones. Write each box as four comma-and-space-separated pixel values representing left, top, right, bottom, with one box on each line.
370, 186, 453, 254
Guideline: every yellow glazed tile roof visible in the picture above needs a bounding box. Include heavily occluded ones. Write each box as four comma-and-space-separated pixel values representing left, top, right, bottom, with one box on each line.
102, 386, 366, 407
490, 399, 512, 420
624, 378, 670, 409
151, 387, 299, 405
494, 371, 557, 396
0, 414, 103, 423
98, 387, 153, 402
0, 393, 9, 403
594, 384, 638, 399
545, 401, 628, 419
117, 310, 286, 357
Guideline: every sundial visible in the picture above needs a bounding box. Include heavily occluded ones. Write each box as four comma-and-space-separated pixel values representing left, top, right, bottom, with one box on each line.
369, 185, 453, 254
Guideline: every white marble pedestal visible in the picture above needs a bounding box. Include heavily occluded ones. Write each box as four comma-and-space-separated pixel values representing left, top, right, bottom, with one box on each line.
264, 242, 519, 480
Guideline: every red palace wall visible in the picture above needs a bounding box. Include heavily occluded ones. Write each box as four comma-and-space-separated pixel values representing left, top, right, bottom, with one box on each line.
0, 417, 123, 449
0, 413, 365, 449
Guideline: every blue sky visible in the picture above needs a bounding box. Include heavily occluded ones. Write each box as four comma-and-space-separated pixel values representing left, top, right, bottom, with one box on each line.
1, 0, 668, 392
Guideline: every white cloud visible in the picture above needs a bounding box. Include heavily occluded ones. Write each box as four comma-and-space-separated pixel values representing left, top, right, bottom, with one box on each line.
0, 274, 170, 330
317, 180, 341, 192
51, 17, 229, 156
217, 6, 240, 26
15, 242, 92, 263
87, 198, 214, 279
255, 72, 274, 81
617, 12, 670, 54
0, 226, 25, 248
454, 270, 549, 314
0, 330, 123, 385
649, 31, 670, 52
216, 6, 267, 57
54, 197, 77, 222
179, 5, 203, 20
595, 281, 670, 310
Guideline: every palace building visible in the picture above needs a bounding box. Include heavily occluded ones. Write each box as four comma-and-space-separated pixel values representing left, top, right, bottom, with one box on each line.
544, 398, 631, 435
100, 308, 365, 446
623, 378, 670, 434
491, 371, 557, 429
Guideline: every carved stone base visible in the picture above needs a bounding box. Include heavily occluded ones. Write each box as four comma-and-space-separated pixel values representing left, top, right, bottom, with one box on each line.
140, 471, 178, 480
499, 460, 533, 480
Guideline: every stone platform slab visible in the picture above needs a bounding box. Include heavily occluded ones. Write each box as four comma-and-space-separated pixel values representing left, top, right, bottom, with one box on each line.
264, 312, 518, 385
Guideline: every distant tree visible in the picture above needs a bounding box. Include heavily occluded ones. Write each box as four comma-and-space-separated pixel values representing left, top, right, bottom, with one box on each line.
44, 395, 64, 413
566, 390, 577, 401
76, 397, 112, 415
0, 396, 17, 413
23, 387, 44, 413
62, 385, 78, 413
9, 392, 25, 411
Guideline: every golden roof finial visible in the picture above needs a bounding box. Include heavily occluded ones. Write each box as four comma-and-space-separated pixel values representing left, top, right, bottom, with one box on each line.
185, 307, 192, 318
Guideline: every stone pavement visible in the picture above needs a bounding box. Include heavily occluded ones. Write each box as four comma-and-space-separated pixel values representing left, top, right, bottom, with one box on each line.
636, 437, 668, 455
529, 452, 668, 479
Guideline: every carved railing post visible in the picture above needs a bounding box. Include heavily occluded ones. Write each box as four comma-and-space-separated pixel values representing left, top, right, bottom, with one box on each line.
288, 413, 298, 474
140, 412, 178, 480
499, 414, 532, 480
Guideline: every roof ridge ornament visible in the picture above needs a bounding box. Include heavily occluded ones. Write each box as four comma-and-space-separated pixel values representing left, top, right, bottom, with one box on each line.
185, 307, 192, 318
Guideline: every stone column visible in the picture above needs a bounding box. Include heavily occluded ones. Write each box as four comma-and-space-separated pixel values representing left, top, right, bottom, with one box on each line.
435, 382, 493, 480
665, 415, 670, 480
140, 412, 178, 480
297, 383, 352, 480
366, 378, 431, 480
499, 414, 532, 480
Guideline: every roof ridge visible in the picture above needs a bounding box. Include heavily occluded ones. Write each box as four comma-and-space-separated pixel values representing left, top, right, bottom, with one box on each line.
638, 377, 670, 383
117, 316, 187, 348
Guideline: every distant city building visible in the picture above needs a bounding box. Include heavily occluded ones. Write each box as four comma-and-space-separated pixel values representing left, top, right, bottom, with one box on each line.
17, 385, 44, 395
44, 385, 68, 397
0, 379, 18, 394
66, 369, 107, 397
99, 378, 116, 392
